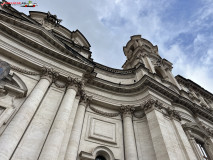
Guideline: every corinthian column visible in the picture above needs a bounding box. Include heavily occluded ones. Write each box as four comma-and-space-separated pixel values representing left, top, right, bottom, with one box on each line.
0, 67, 56, 160
65, 93, 90, 160
39, 77, 81, 160
120, 105, 138, 160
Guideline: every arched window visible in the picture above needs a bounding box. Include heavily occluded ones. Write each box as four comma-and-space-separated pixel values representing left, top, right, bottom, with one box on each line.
95, 155, 106, 160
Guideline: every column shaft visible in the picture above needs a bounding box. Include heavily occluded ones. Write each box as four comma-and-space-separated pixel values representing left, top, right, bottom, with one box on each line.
65, 102, 87, 160
123, 115, 138, 160
39, 86, 77, 160
58, 97, 80, 160
121, 105, 138, 160
0, 77, 51, 160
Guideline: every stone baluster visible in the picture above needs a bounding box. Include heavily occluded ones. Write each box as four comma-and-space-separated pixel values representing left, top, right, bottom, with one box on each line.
0, 67, 56, 160
64, 92, 90, 160
39, 77, 82, 160
120, 105, 138, 160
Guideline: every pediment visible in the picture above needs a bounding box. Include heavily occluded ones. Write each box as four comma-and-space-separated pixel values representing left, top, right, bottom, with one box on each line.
71, 30, 91, 48
5, 23, 61, 52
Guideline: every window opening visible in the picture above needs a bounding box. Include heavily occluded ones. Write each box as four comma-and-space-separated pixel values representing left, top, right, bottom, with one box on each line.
95, 155, 106, 160
196, 141, 209, 160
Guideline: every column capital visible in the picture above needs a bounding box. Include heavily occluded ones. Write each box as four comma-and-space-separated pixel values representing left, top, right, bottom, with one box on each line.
120, 105, 135, 118
166, 107, 182, 121
41, 67, 59, 83
79, 91, 92, 107
67, 76, 83, 91
141, 99, 163, 113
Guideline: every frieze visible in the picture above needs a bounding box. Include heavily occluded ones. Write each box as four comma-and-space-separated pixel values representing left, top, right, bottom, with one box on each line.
10, 64, 40, 76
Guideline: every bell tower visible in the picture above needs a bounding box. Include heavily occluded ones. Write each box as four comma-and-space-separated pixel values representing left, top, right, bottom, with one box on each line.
122, 35, 181, 89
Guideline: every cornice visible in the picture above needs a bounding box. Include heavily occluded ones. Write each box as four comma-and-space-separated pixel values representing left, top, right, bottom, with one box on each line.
88, 75, 213, 122
0, 12, 65, 50
0, 21, 94, 72
95, 63, 136, 75
176, 75, 213, 100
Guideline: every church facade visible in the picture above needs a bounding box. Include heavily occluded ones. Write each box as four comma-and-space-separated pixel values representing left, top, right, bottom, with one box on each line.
1, 4, 213, 160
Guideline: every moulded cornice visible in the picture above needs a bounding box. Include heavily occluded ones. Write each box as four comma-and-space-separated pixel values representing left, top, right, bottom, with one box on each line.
88, 75, 213, 122
0, 12, 65, 49
0, 21, 94, 73
176, 75, 213, 100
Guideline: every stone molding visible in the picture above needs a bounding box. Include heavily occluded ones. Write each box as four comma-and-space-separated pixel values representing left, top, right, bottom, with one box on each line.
182, 122, 210, 138
10, 64, 40, 76
198, 122, 213, 137
176, 75, 213, 101
9, 64, 85, 90
89, 105, 120, 118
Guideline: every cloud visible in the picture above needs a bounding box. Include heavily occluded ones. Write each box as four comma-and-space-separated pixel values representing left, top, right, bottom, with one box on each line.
12, 0, 213, 92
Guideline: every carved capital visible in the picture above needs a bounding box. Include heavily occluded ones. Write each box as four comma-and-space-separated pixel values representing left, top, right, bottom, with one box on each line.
166, 107, 181, 121
142, 99, 163, 113
120, 105, 135, 118
67, 76, 83, 92
79, 91, 92, 107
41, 67, 59, 83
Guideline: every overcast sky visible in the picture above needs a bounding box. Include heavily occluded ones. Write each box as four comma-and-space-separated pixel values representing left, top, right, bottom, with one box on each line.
13, 0, 213, 93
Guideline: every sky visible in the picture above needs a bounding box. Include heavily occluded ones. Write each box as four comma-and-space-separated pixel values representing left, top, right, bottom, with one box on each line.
11, 0, 213, 93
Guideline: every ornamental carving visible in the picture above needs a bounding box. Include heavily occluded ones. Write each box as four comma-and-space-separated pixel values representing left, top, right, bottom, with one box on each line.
154, 59, 163, 67
89, 105, 120, 117
10, 64, 40, 75
41, 67, 59, 82
120, 105, 135, 115
67, 76, 83, 90
79, 91, 92, 105
45, 11, 62, 26
142, 99, 163, 111
166, 107, 181, 121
